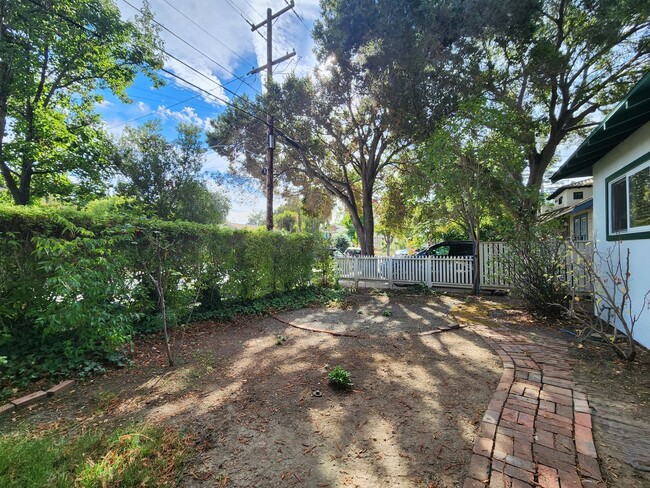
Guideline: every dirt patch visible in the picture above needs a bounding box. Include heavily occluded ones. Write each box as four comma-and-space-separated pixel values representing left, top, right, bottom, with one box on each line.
1, 292, 501, 487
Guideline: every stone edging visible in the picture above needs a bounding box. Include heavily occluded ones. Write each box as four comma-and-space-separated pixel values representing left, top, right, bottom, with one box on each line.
0, 380, 76, 416
465, 324, 604, 488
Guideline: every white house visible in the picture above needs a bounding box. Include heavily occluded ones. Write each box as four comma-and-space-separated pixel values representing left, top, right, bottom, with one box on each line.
540, 179, 593, 241
551, 72, 650, 349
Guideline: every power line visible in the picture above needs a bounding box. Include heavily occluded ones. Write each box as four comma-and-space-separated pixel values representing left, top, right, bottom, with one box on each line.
159, 0, 253, 70
120, 0, 262, 96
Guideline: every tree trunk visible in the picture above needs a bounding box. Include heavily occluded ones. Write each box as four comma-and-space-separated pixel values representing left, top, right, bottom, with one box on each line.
360, 178, 375, 256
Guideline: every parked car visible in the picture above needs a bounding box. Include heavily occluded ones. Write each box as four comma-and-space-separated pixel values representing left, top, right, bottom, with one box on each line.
415, 241, 474, 257
344, 247, 362, 257
394, 249, 409, 256
390, 240, 475, 283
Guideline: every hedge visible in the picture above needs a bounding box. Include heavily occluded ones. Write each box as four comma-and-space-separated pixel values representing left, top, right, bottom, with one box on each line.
0, 204, 316, 386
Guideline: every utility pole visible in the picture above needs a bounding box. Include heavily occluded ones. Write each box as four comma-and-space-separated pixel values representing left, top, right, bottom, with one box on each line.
248, 1, 296, 231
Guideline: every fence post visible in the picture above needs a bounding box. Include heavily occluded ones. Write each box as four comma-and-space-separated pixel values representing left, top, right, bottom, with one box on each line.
426, 257, 433, 288
354, 256, 359, 288
388, 257, 394, 289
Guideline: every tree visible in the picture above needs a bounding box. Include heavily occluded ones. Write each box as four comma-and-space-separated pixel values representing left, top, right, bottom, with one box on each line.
316, 0, 650, 220
376, 176, 409, 256
247, 212, 265, 226
208, 69, 410, 255
0, 0, 164, 205
114, 120, 229, 223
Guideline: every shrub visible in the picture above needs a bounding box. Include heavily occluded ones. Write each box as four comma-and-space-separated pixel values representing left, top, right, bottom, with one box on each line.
504, 225, 571, 318
0, 204, 317, 385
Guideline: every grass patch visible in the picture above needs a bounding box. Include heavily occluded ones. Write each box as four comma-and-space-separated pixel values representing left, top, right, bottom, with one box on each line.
0, 424, 189, 487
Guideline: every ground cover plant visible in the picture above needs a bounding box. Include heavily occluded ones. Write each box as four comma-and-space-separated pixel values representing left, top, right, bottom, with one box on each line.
327, 365, 353, 389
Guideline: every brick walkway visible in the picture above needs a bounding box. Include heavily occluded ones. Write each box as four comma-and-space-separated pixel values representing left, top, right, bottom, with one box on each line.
465, 325, 605, 488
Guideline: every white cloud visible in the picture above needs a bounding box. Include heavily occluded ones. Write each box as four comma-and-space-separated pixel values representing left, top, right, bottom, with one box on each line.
116, 0, 319, 98
158, 105, 213, 131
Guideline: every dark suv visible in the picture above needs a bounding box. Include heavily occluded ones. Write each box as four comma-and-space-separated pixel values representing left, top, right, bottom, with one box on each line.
415, 240, 474, 257
388, 240, 475, 284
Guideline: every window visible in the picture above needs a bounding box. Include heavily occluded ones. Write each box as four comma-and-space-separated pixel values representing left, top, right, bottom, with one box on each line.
573, 214, 588, 241
607, 156, 650, 239
573, 191, 584, 200
558, 196, 563, 205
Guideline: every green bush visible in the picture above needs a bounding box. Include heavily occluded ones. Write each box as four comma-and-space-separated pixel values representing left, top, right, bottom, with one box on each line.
0, 204, 317, 386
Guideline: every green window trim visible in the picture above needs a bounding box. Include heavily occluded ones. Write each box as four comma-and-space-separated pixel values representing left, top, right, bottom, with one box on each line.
605, 150, 650, 241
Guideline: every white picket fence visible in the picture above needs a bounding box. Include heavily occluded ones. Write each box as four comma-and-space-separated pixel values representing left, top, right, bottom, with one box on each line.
335, 242, 590, 292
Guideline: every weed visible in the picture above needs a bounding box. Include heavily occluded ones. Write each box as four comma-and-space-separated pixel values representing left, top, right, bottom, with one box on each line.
328, 366, 353, 389
276, 335, 287, 345
382, 309, 393, 317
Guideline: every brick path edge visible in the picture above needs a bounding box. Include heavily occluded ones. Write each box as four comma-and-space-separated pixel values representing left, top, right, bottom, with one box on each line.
464, 324, 606, 488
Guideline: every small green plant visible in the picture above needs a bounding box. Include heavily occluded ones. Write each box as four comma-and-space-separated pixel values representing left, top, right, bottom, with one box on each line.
328, 366, 353, 389
381, 309, 392, 317
276, 335, 287, 345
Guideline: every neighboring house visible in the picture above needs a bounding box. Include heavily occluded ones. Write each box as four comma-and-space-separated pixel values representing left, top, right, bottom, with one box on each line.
540, 179, 593, 241
551, 71, 650, 349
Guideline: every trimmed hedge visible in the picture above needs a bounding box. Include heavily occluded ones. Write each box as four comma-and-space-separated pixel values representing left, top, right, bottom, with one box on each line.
0, 204, 316, 386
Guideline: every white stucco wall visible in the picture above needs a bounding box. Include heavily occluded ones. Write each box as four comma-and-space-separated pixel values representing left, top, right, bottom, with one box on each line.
592, 120, 650, 349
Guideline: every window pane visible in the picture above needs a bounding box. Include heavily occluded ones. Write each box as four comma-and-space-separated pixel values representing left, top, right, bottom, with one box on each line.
629, 167, 650, 228
611, 178, 627, 232
573, 191, 583, 200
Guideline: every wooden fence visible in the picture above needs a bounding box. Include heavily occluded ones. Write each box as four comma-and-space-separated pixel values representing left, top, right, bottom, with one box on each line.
335, 241, 592, 292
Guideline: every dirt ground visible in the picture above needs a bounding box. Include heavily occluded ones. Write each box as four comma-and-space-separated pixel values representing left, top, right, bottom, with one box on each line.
2, 290, 649, 488
1, 291, 501, 488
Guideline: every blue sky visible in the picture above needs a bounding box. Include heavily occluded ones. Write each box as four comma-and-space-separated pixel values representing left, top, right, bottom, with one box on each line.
96, 0, 321, 223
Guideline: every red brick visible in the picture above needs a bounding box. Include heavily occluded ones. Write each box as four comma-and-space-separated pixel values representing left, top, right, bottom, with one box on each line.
480, 421, 497, 440
542, 384, 573, 398
557, 469, 582, 488
532, 444, 575, 473
467, 455, 491, 483
534, 419, 572, 437
499, 419, 534, 434
0, 403, 15, 415
534, 429, 555, 448
489, 471, 514, 488
556, 404, 573, 418
46, 379, 76, 396
464, 478, 487, 488
539, 408, 572, 423
503, 463, 535, 484
11, 390, 47, 409
517, 412, 535, 429
513, 439, 533, 461
575, 425, 597, 458
495, 433, 514, 455
574, 398, 590, 413
536, 464, 560, 488
504, 454, 536, 472
502, 408, 519, 423
539, 399, 556, 413
511, 479, 532, 488
474, 437, 494, 457
574, 412, 592, 429
539, 391, 572, 406
577, 453, 602, 480
483, 410, 500, 424
554, 434, 575, 455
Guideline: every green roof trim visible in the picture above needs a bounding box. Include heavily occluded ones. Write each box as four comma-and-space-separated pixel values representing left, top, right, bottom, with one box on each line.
551, 72, 650, 182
